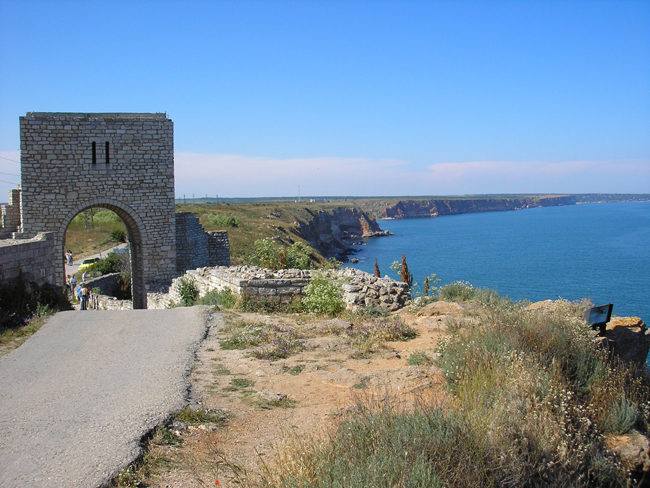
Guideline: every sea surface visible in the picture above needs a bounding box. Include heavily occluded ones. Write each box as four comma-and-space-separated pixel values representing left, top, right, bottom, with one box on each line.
346, 202, 650, 322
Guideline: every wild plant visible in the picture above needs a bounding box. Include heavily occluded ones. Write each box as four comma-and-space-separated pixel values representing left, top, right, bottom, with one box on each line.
302, 275, 344, 317
177, 276, 199, 306
344, 318, 416, 353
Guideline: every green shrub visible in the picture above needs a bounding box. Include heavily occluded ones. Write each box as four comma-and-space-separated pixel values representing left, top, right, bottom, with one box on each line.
604, 394, 638, 435
220, 322, 269, 350
198, 288, 236, 308
286, 242, 313, 269
208, 213, 241, 228
438, 281, 476, 302
87, 252, 123, 275
173, 406, 225, 425
177, 277, 199, 306
258, 400, 479, 488
110, 228, 127, 243
438, 281, 512, 307
229, 378, 255, 389
434, 298, 639, 485
302, 275, 344, 316
248, 238, 315, 270
345, 318, 416, 353
407, 350, 433, 366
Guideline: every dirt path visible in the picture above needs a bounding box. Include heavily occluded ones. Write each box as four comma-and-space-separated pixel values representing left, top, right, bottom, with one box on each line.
141, 307, 452, 487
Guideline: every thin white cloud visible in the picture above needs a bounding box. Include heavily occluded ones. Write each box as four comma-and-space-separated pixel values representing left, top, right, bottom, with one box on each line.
174, 152, 414, 197
3, 149, 647, 197
175, 153, 650, 197
423, 160, 650, 194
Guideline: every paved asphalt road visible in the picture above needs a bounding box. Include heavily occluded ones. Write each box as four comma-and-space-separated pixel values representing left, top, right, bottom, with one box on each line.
0, 307, 212, 488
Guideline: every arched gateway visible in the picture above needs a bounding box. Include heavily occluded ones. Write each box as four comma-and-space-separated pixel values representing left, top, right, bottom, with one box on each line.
19, 113, 177, 309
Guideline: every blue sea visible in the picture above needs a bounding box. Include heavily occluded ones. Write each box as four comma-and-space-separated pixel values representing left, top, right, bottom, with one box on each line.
346, 202, 650, 322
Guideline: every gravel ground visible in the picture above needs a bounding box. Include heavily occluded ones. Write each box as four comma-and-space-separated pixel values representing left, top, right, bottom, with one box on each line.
0, 307, 213, 488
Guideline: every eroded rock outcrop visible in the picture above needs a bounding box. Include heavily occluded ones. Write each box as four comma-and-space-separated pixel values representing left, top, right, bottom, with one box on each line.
295, 207, 390, 259
602, 317, 650, 366
381, 196, 577, 219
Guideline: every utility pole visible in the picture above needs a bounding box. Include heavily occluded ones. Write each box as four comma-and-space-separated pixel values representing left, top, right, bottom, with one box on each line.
298, 185, 301, 203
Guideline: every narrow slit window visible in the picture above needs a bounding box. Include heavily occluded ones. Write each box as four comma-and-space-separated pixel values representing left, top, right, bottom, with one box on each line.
105, 141, 110, 164
92, 141, 96, 164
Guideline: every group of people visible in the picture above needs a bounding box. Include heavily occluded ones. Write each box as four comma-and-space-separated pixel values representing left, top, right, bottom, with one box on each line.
65, 250, 74, 265
66, 275, 90, 310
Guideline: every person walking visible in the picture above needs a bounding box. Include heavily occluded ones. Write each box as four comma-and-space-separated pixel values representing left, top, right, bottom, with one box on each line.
69, 275, 78, 295
79, 283, 88, 311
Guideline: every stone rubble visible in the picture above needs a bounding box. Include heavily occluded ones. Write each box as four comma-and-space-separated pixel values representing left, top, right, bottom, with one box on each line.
166, 265, 411, 311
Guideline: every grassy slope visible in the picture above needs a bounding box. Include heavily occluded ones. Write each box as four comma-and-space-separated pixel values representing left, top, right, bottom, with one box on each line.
64, 210, 126, 259
176, 201, 357, 265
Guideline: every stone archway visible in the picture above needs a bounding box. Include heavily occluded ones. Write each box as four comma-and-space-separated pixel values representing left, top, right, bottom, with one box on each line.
57, 201, 147, 309
18, 112, 178, 308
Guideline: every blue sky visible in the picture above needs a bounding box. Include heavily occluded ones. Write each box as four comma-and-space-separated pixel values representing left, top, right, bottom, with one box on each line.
1, 0, 648, 198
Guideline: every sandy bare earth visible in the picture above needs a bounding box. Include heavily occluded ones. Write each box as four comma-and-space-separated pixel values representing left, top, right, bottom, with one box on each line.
140, 306, 454, 488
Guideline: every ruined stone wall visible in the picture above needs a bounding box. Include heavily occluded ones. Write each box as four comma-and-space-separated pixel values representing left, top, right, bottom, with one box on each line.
176, 213, 230, 274
89, 293, 132, 310
0, 232, 56, 285
207, 231, 230, 267
19, 112, 176, 308
167, 266, 410, 311
85, 272, 120, 295
0, 188, 22, 239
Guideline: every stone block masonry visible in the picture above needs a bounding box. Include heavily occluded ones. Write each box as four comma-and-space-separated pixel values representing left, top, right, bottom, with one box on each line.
2, 112, 232, 309
175, 213, 230, 274
0, 188, 22, 239
0, 232, 56, 285
166, 265, 411, 311
19, 113, 176, 308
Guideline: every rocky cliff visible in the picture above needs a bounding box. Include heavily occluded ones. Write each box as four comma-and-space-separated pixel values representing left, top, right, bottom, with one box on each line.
381, 196, 576, 219
295, 207, 389, 259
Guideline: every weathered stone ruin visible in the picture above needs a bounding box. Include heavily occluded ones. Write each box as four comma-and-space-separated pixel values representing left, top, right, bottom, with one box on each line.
0, 112, 230, 308
162, 265, 411, 311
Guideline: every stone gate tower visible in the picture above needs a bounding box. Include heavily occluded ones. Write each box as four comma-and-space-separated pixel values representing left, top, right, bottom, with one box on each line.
19, 113, 176, 308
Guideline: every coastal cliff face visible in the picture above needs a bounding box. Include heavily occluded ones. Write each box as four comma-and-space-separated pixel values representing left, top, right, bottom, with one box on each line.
382, 196, 576, 219
296, 207, 389, 258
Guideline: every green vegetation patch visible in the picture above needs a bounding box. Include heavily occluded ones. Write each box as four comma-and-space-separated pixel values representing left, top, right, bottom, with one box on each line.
344, 318, 416, 353
259, 289, 649, 487
220, 321, 305, 360
173, 407, 226, 426
302, 275, 345, 317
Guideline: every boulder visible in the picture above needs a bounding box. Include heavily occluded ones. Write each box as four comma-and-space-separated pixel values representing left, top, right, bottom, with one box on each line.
416, 301, 465, 317
258, 392, 287, 403
525, 300, 555, 311
602, 317, 650, 366
605, 430, 650, 475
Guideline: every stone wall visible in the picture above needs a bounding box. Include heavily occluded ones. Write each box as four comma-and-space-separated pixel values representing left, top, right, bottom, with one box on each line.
0, 188, 22, 239
207, 231, 230, 267
89, 293, 132, 310
19, 112, 176, 308
85, 272, 121, 295
167, 265, 410, 311
85, 273, 133, 310
0, 232, 56, 285
175, 213, 230, 274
